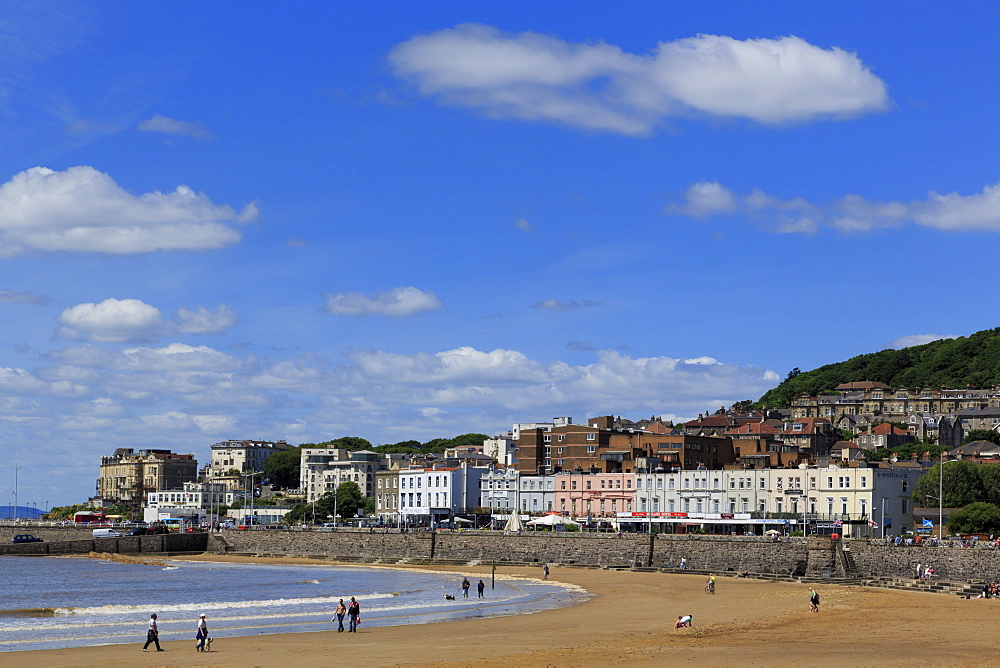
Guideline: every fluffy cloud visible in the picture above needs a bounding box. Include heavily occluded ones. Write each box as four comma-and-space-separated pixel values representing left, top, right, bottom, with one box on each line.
885, 334, 958, 349
324, 286, 443, 317
389, 24, 888, 134
0, 166, 257, 256
138, 114, 211, 139
57, 298, 239, 343
667, 180, 1000, 234
532, 298, 602, 312
0, 289, 51, 305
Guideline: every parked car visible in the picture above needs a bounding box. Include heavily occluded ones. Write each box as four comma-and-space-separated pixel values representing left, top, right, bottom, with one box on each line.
11, 534, 43, 543
146, 525, 170, 535
126, 528, 147, 536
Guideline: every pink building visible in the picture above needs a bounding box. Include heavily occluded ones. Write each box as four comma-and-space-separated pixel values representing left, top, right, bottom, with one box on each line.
553, 472, 634, 519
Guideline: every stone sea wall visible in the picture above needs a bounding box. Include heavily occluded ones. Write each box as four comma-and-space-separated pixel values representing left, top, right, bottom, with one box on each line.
5, 527, 1000, 581
0, 531, 208, 556
848, 540, 1000, 581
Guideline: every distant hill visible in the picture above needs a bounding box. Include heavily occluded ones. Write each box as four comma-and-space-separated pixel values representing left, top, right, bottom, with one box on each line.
758, 327, 1000, 408
0, 505, 45, 520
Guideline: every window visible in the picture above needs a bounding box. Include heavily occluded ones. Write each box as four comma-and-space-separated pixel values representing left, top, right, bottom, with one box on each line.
587, 445, 596, 453
586, 481, 592, 490
558, 434, 565, 442
841, 498, 848, 515
860, 476, 867, 489
543, 435, 551, 444
637, 479, 643, 490
561, 481, 566, 490
657, 479, 663, 489
601, 480, 606, 489
587, 432, 596, 441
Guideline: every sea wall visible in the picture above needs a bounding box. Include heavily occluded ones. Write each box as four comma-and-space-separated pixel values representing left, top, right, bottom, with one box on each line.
6, 527, 1000, 581
0, 531, 208, 556
848, 540, 1000, 581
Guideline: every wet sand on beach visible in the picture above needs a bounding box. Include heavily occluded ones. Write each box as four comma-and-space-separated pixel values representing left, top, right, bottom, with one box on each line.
13, 554, 1000, 667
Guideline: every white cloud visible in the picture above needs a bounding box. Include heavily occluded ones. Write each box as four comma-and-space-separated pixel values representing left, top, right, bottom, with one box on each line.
667, 180, 1000, 234
57, 298, 239, 343
0, 289, 50, 305
532, 298, 602, 311
885, 334, 957, 349
324, 286, 442, 317
0, 166, 257, 256
513, 217, 533, 233
138, 114, 211, 139
389, 25, 888, 134
176, 305, 239, 334
58, 298, 165, 343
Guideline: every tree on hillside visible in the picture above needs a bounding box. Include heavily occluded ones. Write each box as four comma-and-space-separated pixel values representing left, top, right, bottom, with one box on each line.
373, 440, 424, 454
262, 446, 305, 489
321, 436, 373, 450
962, 429, 1000, 446
866, 442, 945, 462
913, 460, 986, 507
756, 327, 1000, 407
946, 502, 1000, 535
448, 433, 490, 447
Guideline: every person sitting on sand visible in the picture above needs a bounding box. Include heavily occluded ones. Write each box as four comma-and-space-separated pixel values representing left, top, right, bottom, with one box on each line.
675, 615, 692, 629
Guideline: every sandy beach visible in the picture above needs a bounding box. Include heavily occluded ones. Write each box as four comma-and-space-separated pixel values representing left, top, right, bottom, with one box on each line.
10, 554, 999, 668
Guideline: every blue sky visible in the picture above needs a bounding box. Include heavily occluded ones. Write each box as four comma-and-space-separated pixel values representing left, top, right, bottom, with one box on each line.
2, 3, 999, 507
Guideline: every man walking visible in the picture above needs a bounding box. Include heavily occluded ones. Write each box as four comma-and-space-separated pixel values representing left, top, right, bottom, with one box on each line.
142, 613, 164, 652
477, 580, 485, 598
461, 578, 471, 598
333, 598, 346, 632
347, 596, 361, 632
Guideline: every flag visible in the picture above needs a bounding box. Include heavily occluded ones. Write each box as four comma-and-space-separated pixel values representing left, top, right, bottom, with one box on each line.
922, 519, 934, 527
868, 519, 879, 528
833, 519, 842, 527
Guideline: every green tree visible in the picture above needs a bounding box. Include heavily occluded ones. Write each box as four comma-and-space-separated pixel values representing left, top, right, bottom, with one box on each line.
946, 502, 1000, 534
978, 463, 1000, 505
962, 429, 1000, 446
262, 446, 305, 489
334, 481, 366, 519
913, 460, 986, 507
320, 436, 373, 450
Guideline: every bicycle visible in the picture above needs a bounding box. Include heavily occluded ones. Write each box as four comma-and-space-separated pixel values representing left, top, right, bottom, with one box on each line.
705, 581, 715, 594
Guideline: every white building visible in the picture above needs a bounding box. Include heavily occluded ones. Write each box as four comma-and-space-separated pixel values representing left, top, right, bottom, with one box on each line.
397, 464, 488, 526
629, 465, 924, 536
144, 482, 248, 524
480, 468, 518, 512
300, 449, 386, 502
208, 440, 292, 480
482, 436, 518, 467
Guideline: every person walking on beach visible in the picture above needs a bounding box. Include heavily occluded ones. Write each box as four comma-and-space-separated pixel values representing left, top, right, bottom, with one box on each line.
347, 597, 361, 632
195, 613, 208, 652
477, 580, 485, 598
809, 588, 820, 612
142, 613, 164, 652
461, 578, 471, 598
543, 564, 549, 579
333, 598, 346, 632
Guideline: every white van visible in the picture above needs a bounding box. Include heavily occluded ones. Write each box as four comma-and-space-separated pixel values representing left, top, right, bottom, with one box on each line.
92, 528, 122, 538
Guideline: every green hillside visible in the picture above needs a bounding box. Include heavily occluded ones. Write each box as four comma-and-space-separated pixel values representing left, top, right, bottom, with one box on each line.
758, 327, 1000, 408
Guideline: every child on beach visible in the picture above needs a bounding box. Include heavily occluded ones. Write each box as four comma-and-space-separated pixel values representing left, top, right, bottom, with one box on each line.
809, 589, 820, 612
675, 615, 692, 629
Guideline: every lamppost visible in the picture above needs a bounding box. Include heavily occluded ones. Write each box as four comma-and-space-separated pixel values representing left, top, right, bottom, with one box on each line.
937, 455, 961, 540
881, 497, 888, 539
13, 462, 21, 521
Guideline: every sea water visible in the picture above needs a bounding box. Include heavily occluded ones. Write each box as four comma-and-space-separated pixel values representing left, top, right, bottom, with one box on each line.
0, 556, 588, 652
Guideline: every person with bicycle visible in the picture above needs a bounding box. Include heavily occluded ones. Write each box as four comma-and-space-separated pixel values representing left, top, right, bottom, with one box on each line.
706, 573, 716, 594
